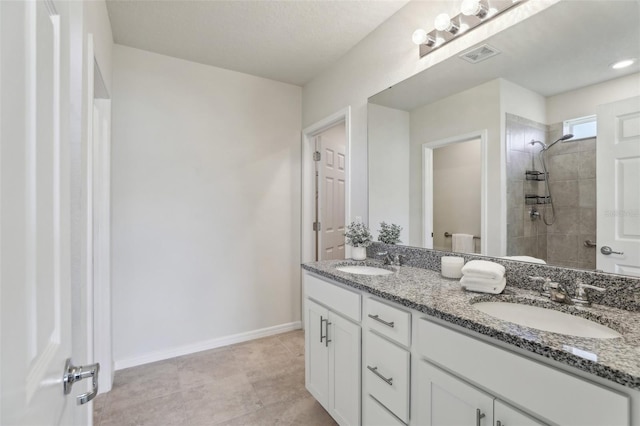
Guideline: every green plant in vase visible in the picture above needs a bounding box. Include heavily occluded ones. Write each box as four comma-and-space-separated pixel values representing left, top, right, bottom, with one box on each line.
344, 221, 372, 260
378, 222, 402, 245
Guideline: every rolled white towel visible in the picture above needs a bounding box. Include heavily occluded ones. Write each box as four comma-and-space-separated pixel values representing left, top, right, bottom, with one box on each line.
461, 260, 505, 281
460, 276, 506, 294
501, 255, 546, 264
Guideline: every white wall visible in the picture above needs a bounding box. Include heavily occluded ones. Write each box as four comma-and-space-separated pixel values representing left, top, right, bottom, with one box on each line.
302, 0, 559, 229
368, 104, 410, 244
111, 45, 302, 367
410, 80, 501, 252
546, 72, 640, 124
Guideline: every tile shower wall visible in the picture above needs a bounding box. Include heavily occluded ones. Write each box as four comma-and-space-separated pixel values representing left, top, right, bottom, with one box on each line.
506, 113, 548, 260
545, 123, 597, 269
505, 114, 597, 269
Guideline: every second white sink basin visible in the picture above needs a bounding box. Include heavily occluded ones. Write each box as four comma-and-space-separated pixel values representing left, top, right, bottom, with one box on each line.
335, 265, 394, 276
473, 302, 621, 339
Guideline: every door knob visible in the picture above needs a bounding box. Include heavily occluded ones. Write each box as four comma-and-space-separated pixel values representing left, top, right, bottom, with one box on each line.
63, 358, 100, 405
601, 246, 624, 256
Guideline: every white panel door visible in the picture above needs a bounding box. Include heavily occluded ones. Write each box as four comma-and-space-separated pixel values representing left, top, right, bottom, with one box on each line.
418, 361, 494, 426
317, 122, 346, 260
305, 299, 329, 409
597, 96, 640, 276
328, 311, 361, 426
1, 0, 74, 424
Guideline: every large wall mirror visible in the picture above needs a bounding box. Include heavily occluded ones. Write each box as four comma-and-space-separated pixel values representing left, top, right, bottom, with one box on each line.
368, 0, 640, 277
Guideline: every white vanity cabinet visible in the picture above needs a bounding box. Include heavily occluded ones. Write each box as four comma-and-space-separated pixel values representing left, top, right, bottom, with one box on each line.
417, 319, 630, 426
418, 360, 543, 426
303, 268, 639, 426
304, 273, 361, 426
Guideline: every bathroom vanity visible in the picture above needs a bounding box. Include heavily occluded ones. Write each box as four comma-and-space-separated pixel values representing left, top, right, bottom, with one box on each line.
302, 256, 640, 426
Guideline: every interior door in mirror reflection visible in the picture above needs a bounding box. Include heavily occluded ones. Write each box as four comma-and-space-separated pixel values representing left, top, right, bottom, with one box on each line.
597, 96, 640, 277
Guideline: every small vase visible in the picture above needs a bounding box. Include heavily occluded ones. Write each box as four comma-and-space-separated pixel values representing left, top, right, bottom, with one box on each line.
351, 246, 367, 261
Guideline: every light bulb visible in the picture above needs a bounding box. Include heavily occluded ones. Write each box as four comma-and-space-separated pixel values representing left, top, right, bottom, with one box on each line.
412, 29, 428, 45
434, 13, 452, 31
434, 13, 460, 34
461, 0, 488, 18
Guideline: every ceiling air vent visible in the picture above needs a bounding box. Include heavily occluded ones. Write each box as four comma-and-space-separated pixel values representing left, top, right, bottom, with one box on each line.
459, 44, 501, 64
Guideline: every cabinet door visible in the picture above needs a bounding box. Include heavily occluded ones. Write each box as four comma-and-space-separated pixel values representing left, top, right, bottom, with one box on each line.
329, 311, 361, 426
418, 361, 494, 426
494, 400, 546, 426
305, 299, 330, 409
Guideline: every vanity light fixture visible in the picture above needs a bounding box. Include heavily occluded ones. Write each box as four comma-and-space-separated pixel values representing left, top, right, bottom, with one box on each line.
414, 0, 527, 58
611, 59, 636, 69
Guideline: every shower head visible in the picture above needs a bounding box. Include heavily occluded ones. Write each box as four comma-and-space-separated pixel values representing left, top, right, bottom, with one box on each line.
546, 133, 574, 150
530, 134, 575, 151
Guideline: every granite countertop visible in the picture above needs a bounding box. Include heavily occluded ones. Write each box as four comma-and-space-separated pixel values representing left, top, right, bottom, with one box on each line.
302, 259, 640, 391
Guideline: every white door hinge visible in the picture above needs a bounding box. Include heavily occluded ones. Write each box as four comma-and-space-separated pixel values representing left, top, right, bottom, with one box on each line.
313, 151, 321, 161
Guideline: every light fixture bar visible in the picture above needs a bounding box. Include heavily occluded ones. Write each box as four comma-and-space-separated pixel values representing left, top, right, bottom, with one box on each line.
416, 0, 528, 58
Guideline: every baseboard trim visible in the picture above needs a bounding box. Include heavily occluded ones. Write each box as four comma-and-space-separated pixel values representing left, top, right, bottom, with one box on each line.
114, 321, 302, 371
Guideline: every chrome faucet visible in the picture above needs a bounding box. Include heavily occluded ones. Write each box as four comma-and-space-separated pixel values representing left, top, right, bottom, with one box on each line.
377, 252, 403, 266
529, 276, 606, 305
529, 276, 570, 304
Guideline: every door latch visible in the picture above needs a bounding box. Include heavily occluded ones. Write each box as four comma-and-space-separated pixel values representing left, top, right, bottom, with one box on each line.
63, 358, 100, 405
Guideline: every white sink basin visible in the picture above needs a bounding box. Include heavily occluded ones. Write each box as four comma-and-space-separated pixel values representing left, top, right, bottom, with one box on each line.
473, 302, 621, 339
335, 265, 394, 276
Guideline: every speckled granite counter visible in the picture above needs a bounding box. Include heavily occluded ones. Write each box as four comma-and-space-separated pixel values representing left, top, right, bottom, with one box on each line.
302, 259, 640, 391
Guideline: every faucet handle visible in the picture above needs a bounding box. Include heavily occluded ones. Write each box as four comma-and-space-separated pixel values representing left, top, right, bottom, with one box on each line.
573, 281, 606, 305
577, 281, 606, 292
529, 276, 551, 295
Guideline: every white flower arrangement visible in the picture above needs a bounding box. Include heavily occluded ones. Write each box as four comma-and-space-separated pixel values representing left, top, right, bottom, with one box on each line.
378, 222, 402, 245
344, 221, 373, 248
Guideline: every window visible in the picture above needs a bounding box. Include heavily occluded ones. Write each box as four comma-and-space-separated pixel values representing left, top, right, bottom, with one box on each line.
563, 115, 597, 140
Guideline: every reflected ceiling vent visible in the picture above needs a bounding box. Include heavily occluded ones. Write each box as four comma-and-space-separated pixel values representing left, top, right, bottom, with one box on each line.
459, 44, 501, 64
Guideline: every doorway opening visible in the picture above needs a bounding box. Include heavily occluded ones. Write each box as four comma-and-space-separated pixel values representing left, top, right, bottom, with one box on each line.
422, 130, 487, 254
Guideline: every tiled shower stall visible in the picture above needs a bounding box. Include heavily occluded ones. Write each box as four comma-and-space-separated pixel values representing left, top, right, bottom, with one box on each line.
506, 113, 597, 269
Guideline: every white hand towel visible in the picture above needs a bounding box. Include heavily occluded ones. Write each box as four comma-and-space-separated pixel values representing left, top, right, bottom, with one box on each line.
500, 256, 547, 264
452, 233, 474, 253
460, 276, 507, 294
461, 260, 505, 280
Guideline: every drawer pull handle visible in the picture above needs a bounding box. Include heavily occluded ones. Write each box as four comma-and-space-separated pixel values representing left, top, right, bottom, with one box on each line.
368, 314, 395, 328
476, 409, 485, 426
367, 365, 393, 385
320, 316, 326, 343
496, 421, 502, 426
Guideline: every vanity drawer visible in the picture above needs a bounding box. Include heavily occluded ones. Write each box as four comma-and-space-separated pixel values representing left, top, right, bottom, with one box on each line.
364, 395, 405, 426
365, 331, 410, 423
304, 272, 361, 322
366, 297, 411, 346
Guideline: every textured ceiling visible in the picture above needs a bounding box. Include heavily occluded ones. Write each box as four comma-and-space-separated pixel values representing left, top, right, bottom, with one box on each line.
106, 0, 409, 86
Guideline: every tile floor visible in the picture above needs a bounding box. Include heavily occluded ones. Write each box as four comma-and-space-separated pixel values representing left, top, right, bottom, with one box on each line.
93, 330, 337, 425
